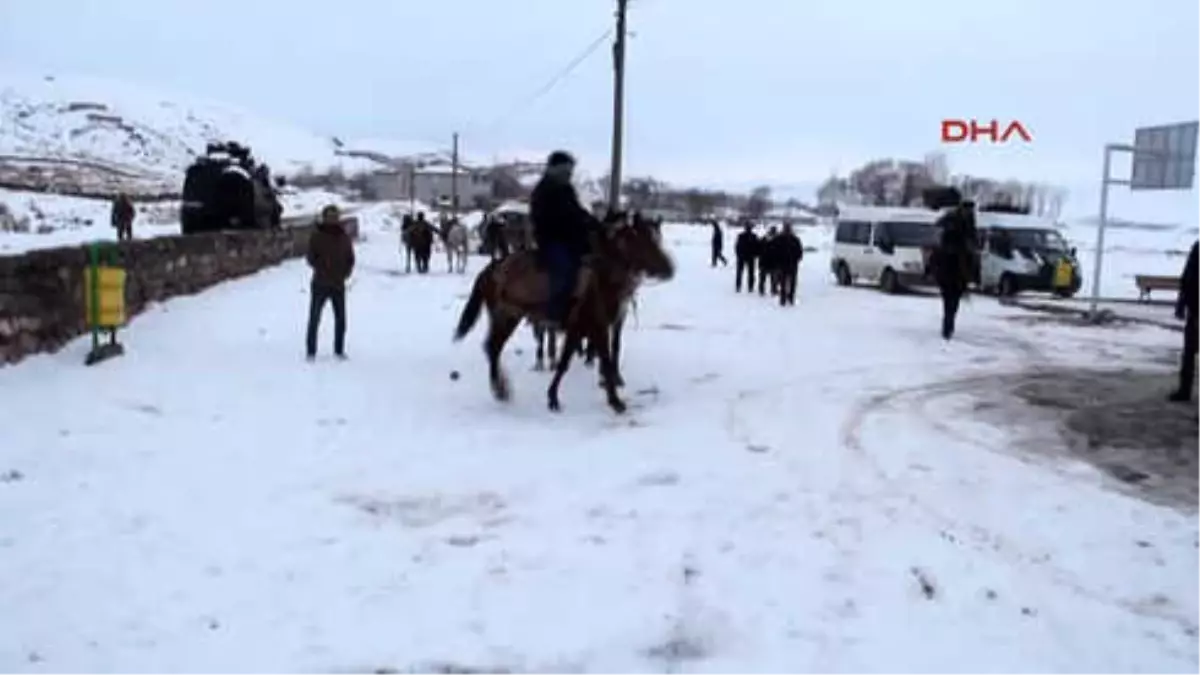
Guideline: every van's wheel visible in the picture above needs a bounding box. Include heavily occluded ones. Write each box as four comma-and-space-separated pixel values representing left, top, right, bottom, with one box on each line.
880, 267, 899, 294
835, 261, 852, 286
998, 273, 1018, 297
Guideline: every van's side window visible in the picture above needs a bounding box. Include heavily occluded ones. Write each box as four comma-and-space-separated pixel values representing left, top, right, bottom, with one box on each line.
836, 220, 870, 244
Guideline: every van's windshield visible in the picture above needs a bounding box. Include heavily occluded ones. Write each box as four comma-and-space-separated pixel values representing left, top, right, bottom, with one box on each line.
880, 221, 938, 247
1002, 228, 1069, 252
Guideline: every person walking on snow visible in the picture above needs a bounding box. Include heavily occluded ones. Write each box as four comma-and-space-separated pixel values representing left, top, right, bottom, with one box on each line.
1170, 240, 1198, 402
931, 201, 978, 341
111, 192, 135, 242
305, 204, 355, 361
529, 150, 601, 326
710, 220, 728, 267
734, 222, 759, 292
773, 223, 804, 306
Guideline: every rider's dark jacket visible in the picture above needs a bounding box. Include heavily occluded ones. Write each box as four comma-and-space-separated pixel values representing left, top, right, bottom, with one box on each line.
530, 175, 596, 257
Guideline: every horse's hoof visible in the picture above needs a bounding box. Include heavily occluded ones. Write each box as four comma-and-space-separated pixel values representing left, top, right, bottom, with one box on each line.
609, 399, 627, 414
548, 398, 562, 412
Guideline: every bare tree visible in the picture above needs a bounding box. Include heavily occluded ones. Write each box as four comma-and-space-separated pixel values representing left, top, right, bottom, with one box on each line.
745, 185, 772, 219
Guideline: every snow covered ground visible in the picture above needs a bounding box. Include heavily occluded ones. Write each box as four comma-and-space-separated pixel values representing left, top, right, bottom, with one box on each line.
0, 213, 1195, 672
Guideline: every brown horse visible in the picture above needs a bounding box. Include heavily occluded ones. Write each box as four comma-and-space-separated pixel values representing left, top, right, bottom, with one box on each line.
534, 279, 639, 388
453, 213, 674, 413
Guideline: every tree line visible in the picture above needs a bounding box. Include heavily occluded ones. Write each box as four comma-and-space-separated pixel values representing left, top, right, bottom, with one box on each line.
816, 152, 1068, 219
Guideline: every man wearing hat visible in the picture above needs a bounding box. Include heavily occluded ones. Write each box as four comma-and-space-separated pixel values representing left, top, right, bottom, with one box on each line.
529, 150, 601, 325
305, 204, 355, 361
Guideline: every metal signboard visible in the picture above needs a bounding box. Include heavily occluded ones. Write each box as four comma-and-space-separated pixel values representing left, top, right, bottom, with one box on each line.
1130, 121, 1198, 190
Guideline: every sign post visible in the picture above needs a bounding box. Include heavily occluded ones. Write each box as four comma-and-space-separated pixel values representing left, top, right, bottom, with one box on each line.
83, 241, 127, 365
1087, 120, 1198, 320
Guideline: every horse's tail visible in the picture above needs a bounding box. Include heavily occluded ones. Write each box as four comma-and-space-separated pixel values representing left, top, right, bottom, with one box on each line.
454, 262, 493, 341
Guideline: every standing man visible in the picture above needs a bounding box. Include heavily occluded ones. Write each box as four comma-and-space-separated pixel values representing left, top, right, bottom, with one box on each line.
734, 222, 759, 293
758, 226, 778, 296
1170, 240, 1198, 402
305, 204, 355, 361
774, 223, 804, 306
111, 192, 135, 242
710, 220, 728, 267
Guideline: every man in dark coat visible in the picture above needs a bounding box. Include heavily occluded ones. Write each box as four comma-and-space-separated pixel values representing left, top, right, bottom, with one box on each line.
734, 222, 759, 292
529, 150, 600, 325
110, 192, 135, 242
773, 223, 804, 306
710, 220, 727, 267
1170, 240, 1198, 402
932, 202, 978, 340
758, 226, 778, 295
305, 204, 355, 361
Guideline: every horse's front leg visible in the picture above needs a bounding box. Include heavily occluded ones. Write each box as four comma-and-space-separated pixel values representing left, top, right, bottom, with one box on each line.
533, 326, 546, 371
611, 315, 626, 388
591, 324, 626, 414
547, 329, 583, 412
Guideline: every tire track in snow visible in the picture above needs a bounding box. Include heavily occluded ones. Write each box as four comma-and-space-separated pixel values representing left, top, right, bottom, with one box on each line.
721, 360, 985, 666
839, 373, 1198, 637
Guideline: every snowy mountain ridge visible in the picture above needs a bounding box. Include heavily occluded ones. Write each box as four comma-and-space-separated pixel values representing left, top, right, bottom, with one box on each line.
0, 70, 392, 193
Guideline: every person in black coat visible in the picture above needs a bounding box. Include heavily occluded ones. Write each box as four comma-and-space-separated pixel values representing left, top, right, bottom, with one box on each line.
773, 223, 804, 306
1170, 240, 1199, 402
733, 222, 759, 292
529, 150, 600, 324
758, 226, 778, 295
710, 220, 728, 267
932, 203, 977, 340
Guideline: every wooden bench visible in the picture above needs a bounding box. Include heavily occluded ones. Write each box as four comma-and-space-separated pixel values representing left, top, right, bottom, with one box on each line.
1134, 274, 1180, 302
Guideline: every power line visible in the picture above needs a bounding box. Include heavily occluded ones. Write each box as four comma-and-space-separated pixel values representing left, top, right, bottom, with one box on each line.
475, 27, 614, 136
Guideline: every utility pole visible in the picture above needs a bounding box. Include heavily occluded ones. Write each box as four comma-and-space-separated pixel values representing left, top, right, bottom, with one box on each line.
607, 0, 628, 210
408, 163, 416, 215
451, 131, 460, 220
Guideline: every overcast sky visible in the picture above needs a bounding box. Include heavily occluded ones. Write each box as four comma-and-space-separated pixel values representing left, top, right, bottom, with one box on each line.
1, 0, 1197, 219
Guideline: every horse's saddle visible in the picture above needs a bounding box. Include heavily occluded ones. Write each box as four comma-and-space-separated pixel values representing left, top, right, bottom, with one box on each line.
494, 250, 595, 314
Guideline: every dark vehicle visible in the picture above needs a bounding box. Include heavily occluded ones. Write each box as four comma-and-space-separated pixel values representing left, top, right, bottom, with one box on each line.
180, 142, 281, 235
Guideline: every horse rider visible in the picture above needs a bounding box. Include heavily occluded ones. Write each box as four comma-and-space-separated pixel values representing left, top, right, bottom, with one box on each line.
530, 150, 602, 327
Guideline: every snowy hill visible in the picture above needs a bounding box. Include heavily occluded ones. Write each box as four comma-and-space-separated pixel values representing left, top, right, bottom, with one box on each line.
0, 70, 388, 195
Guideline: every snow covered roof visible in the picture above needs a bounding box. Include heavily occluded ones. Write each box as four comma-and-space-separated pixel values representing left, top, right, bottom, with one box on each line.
835, 204, 945, 223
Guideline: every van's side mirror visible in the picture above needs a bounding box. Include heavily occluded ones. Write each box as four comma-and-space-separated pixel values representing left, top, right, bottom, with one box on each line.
876, 238, 894, 254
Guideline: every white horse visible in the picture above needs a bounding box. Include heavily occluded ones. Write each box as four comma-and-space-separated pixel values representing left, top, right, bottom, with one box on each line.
444, 221, 469, 274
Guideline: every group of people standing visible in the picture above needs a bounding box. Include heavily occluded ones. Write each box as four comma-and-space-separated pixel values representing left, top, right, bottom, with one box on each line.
711, 220, 805, 306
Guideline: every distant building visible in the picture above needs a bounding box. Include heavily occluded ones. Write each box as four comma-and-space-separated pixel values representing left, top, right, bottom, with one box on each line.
366, 165, 493, 208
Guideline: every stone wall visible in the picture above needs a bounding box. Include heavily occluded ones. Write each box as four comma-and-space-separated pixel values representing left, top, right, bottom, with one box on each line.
0, 227, 313, 365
